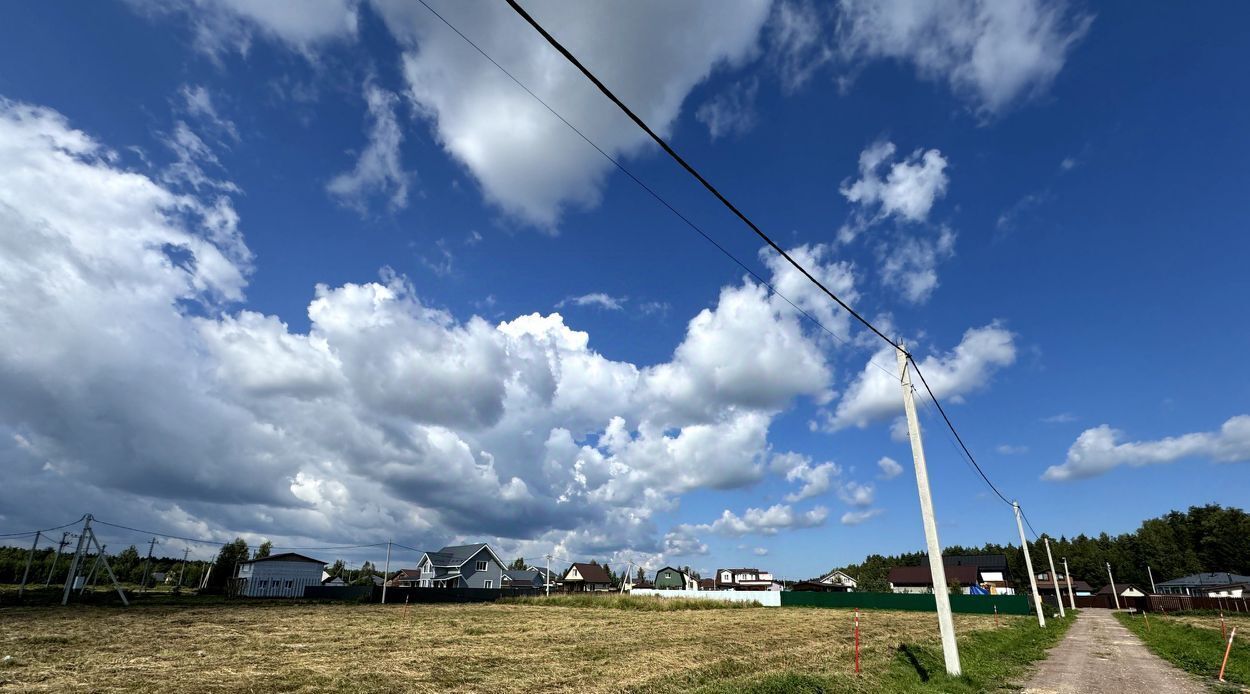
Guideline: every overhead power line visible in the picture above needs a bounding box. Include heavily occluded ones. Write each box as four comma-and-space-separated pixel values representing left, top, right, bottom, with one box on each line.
411, 0, 898, 382
503, 0, 900, 353
0, 515, 87, 538
909, 362, 1012, 507
503, 0, 1028, 519
91, 518, 387, 552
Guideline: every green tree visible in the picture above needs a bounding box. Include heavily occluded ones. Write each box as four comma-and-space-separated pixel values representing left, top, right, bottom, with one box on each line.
509, 557, 527, 570
255, 540, 272, 559
207, 538, 249, 590
114, 545, 141, 583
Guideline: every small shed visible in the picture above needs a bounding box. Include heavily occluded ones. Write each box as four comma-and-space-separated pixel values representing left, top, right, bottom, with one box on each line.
654, 566, 697, 590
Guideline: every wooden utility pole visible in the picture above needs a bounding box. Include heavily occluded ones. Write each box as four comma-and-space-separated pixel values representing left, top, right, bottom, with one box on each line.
1062, 558, 1076, 611
1043, 537, 1065, 618
382, 541, 392, 604
1014, 502, 1046, 627
18, 531, 41, 597
897, 344, 961, 676
1106, 562, 1120, 610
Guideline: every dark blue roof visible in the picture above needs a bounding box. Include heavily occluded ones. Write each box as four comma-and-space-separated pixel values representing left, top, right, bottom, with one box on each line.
1157, 572, 1250, 587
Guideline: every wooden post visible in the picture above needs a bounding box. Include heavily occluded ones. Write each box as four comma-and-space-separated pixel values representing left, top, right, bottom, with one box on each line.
854, 608, 860, 675
1219, 627, 1236, 683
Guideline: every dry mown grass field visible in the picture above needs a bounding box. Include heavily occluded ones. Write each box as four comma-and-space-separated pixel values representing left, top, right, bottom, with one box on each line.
0, 598, 1031, 693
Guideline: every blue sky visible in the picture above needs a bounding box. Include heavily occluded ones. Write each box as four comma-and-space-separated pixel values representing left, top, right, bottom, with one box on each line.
1, 0, 1247, 579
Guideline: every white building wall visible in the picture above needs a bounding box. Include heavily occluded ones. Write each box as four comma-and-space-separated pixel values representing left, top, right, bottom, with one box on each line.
241, 561, 325, 597
631, 588, 779, 607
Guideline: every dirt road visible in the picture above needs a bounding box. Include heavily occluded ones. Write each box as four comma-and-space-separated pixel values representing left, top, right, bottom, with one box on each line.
1021, 609, 1204, 693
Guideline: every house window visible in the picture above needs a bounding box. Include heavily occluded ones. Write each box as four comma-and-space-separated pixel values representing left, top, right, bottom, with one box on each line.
664, 572, 672, 579
476, 560, 488, 571
256, 579, 267, 589
285, 580, 293, 589
484, 580, 493, 589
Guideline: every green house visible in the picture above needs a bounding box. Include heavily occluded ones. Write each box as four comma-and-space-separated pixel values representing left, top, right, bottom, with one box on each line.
654, 566, 696, 590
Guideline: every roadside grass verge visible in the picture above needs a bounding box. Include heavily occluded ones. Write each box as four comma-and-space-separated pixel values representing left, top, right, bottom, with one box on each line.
683, 610, 1077, 693
1116, 611, 1250, 687
501, 593, 757, 610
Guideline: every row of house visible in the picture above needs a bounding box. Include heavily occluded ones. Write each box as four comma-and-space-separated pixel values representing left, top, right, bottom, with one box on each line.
231, 544, 1250, 601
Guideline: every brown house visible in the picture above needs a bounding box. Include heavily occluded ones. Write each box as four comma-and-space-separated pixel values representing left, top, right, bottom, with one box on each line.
888, 565, 980, 594
562, 562, 613, 592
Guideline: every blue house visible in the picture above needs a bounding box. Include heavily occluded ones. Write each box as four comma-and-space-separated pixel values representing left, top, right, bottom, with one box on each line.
413, 543, 506, 590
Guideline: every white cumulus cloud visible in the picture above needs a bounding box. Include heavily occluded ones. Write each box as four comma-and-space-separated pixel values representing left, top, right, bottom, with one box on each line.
1043, 416, 1250, 481
326, 82, 410, 214
827, 323, 1016, 430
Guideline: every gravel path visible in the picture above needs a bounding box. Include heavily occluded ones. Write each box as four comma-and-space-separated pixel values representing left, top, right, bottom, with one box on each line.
1021, 609, 1205, 694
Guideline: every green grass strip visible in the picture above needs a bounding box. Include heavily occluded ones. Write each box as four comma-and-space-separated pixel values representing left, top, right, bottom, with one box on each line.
1116, 612, 1250, 687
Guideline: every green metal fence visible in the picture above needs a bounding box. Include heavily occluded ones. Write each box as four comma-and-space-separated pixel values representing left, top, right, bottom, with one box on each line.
781, 591, 1032, 615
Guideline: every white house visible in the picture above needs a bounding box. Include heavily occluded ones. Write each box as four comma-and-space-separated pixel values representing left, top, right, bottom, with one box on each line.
816, 570, 858, 592
236, 553, 326, 597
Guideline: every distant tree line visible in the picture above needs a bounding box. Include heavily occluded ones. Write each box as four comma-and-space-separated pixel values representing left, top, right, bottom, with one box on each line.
823, 504, 1250, 593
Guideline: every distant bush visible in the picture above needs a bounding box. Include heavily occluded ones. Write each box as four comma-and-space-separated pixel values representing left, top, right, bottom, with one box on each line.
501, 593, 757, 610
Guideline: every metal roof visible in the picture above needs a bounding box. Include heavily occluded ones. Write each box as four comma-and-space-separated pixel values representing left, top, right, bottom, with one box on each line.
239, 552, 325, 566
1157, 572, 1250, 587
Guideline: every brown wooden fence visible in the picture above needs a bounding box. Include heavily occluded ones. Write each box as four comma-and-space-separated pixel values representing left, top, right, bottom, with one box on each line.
1071, 593, 1250, 612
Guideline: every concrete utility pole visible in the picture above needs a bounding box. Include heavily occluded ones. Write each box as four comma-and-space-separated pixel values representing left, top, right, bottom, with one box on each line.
1106, 562, 1120, 610
83, 544, 106, 593
62, 515, 92, 605
46, 531, 70, 587
545, 554, 551, 597
84, 528, 128, 606
177, 548, 190, 587
140, 537, 158, 593
1043, 537, 1065, 618
1147, 565, 1156, 594
1013, 502, 1046, 627
897, 344, 961, 676
382, 541, 392, 604
1062, 558, 1076, 611
18, 530, 41, 598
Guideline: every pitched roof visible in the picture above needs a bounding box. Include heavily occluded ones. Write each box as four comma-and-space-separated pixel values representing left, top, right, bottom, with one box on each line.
888, 565, 980, 586
1097, 583, 1143, 595
422, 543, 504, 568
1158, 572, 1250, 587
527, 566, 558, 580
564, 562, 612, 584
504, 570, 540, 583
239, 552, 325, 566
943, 554, 1009, 571
1035, 578, 1094, 592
